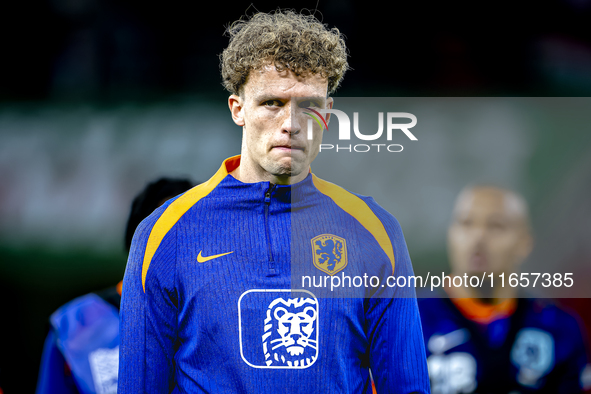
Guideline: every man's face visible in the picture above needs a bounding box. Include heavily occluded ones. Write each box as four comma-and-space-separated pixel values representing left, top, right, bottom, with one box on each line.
447, 187, 532, 276
229, 65, 331, 184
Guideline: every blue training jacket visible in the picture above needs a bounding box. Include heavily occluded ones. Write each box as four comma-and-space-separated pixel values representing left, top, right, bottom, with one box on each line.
118, 155, 430, 394
418, 295, 590, 393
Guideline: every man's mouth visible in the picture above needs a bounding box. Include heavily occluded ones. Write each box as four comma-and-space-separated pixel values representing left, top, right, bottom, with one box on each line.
469, 251, 487, 268
273, 145, 305, 152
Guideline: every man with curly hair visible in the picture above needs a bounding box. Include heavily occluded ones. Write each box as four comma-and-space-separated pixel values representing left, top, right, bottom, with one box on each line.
119, 10, 430, 394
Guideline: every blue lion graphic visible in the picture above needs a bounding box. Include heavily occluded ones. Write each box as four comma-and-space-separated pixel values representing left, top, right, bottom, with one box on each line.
315, 239, 343, 271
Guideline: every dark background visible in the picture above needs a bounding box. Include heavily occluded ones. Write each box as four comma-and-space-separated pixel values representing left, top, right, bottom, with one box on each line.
2, 0, 591, 103
1, 0, 591, 392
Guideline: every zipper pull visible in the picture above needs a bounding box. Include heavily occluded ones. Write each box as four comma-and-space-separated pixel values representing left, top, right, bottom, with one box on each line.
265, 184, 276, 203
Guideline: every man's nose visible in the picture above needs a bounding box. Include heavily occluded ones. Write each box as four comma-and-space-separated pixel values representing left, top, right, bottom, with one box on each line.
282, 101, 301, 135
471, 226, 488, 246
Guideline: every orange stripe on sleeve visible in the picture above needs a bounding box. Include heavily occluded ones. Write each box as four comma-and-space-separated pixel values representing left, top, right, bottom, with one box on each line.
141, 155, 239, 292
311, 174, 395, 275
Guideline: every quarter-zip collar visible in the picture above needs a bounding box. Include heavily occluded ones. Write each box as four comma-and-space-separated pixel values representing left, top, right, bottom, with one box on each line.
212, 155, 318, 209
211, 155, 319, 278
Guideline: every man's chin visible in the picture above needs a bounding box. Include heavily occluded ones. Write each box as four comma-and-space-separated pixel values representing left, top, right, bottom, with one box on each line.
464, 270, 489, 279
266, 158, 306, 178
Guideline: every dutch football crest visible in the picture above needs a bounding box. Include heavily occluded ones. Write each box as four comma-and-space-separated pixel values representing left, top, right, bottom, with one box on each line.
311, 234, 347, 276
511, 328, 555, 387
238, 289, 319, 369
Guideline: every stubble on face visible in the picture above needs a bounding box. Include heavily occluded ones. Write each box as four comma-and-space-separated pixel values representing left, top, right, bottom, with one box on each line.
229, 64, 331, 184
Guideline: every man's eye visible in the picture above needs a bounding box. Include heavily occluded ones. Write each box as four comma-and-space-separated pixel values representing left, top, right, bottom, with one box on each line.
459, 218, 473, 227
488, 222, 507, 231
299, 100, 321, 108
263, 100, 282, 107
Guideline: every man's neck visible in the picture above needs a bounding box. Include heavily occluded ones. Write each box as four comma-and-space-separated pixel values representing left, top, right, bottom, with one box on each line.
229, 158, 308, 185
230, 168, 293, 185
449, 274, 517, 304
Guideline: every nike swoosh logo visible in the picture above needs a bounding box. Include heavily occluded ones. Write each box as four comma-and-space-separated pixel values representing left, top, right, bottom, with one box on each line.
428, 328, 470, 354
197, 250, 233, 263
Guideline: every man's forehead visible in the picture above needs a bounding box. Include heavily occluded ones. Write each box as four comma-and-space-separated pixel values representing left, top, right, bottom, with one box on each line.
243, 65, 329, 97
453, 187, 528, 221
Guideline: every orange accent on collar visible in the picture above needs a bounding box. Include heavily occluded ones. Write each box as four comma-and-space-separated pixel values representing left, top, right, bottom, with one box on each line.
450, 296, 517, 325
116, 281, 123, 296
224, 155, 241, 173
141, 156, 234, 292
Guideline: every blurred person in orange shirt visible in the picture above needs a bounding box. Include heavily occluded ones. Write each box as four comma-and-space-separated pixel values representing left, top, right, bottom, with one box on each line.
418, 185, 591, 393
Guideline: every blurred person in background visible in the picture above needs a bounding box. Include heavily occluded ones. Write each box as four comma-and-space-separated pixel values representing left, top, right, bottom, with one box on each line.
418, 185, 591, 393
35, 177, 195, 394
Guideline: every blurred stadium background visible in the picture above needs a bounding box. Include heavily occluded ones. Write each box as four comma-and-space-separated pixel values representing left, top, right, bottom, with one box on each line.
1, 0, 591, 392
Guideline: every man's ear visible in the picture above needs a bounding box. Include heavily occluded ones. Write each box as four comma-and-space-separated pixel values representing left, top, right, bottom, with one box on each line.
229, 95, 245, 126
325, 97, 334, 124
516, 232, 534, 264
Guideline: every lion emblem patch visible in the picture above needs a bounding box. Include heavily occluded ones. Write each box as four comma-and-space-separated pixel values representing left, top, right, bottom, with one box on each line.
311, 234, 348, 275
262, 297, 318, 368
238, 289, 319, 369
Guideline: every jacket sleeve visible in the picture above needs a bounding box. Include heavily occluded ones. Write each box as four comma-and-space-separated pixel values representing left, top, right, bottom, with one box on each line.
36, 331, 80, 394
365, 199, 431, 394
118, 207, 179, 394
555, 309, 591, 394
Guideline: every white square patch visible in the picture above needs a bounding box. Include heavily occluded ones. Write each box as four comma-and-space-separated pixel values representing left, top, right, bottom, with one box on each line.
238, 289, 319, 369
88, 346, 119, 394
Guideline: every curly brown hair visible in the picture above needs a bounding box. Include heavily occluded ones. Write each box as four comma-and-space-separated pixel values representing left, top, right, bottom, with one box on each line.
220, 10, 349, 96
